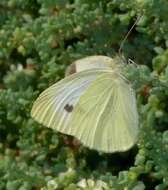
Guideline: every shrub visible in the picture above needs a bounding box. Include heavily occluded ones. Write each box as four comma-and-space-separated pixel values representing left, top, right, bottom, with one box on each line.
0, 0, 168, 189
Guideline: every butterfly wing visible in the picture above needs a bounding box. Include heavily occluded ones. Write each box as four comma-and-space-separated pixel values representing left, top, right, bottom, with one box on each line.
67, 72, 139, 153
31, 69, 110, 135
65, 55, 117, 76
31, 64, 138, 153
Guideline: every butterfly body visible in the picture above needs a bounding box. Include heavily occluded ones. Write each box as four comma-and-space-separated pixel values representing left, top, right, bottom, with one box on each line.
31, 56, 138, 153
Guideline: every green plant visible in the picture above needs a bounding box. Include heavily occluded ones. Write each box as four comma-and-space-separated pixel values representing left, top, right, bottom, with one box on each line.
0, 0, 168, 189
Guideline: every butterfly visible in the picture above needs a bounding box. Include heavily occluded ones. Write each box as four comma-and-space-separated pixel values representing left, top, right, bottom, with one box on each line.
31, 55, 139, 153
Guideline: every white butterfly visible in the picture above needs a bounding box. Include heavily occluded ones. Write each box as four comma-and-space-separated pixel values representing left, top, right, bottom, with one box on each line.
31, 55, 139, 153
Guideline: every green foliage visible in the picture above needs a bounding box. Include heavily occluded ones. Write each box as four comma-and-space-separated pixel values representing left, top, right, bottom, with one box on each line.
0, 0, 168, 189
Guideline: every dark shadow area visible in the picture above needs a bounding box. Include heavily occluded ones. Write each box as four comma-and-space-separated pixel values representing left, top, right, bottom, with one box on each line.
138, 173, 162, 190
83, 146, 138, 175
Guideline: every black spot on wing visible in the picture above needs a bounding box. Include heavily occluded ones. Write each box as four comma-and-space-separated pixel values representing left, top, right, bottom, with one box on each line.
64, 104, 73, 112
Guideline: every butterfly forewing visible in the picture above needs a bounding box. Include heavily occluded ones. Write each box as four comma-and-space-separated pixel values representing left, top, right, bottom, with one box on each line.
65, 55, 115, 76
31, 69, 111, 135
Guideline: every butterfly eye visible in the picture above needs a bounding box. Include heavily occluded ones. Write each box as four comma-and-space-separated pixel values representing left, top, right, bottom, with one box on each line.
64, 104, 74, 112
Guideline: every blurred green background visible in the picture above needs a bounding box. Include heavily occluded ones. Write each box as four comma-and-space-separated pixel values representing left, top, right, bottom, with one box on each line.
0, 0, 168, 189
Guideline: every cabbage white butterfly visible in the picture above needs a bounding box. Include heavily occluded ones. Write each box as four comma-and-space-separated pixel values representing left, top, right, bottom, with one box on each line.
31, 55, 139, 153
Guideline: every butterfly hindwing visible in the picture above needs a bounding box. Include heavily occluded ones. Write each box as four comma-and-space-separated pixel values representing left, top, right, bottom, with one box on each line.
67, 72, 138, 152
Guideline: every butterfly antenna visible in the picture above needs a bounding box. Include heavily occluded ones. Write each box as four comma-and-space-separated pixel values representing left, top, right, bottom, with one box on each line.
118, 15, 143, 57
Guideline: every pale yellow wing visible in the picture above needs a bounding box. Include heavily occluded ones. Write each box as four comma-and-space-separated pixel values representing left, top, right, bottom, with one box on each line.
65, 55, 117, 76
67, 72, 139, 153
31, 69, 111, 135
31, 56, 138, 153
